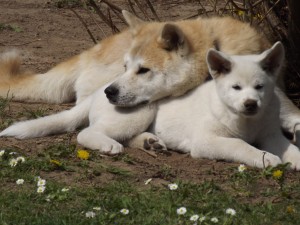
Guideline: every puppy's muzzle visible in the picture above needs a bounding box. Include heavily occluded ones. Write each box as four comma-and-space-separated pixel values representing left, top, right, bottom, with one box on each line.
243, 99, 258, 115
104, 85, 119, 103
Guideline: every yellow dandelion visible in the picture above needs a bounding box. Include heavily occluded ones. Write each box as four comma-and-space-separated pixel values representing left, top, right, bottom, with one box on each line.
77, 149, 90, 160
50, 159, 62, 166
272, 169, 283, 179
286, 205, 296, 214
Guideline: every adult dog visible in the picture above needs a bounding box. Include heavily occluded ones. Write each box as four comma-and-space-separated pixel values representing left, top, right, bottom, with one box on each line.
1, 12, 300, 159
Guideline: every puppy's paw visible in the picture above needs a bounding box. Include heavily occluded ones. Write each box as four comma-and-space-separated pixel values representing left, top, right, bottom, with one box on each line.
100, 140, 124, 155
255, 152, 282, 168
128, 132, 170, 155
282, 148, 300, 171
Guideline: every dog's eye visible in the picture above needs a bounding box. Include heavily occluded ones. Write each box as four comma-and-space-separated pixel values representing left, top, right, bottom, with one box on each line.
124, 64, 127, 71
255, 84, 264, 90
137, 67, 150, 74
232, 85, 241, 90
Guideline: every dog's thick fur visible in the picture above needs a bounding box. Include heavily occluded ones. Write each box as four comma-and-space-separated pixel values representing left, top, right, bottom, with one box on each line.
1, 12, 300, 164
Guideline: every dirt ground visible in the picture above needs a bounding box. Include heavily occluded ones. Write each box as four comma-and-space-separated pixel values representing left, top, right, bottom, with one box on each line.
0, 0, 299, 195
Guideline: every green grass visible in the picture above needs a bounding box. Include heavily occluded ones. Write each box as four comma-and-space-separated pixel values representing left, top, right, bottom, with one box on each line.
1, 146, 300, 225
0, 98, 300, 224
0, 23, 22, 32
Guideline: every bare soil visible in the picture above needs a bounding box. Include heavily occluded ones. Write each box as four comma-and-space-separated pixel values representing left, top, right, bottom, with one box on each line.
0, 0, 299, 200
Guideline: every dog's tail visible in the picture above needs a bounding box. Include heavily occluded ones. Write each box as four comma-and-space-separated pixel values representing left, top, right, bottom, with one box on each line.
0, 96, 92, 139
0, 49, 79, 103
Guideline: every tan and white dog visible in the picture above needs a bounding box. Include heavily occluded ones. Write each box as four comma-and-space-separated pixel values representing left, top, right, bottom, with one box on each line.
1, 11, 300, 161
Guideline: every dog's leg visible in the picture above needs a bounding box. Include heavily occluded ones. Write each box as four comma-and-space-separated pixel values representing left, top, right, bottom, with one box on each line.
276, 88, 300, 147
191, 136, 282, 168
77, 125, 124, 155
260, 132, 300, 170
78, 101, 158, 154
127, 132, 168, 153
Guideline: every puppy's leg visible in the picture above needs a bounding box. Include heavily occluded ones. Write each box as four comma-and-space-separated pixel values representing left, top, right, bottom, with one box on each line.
127, 132, 168, 153
276, 88, 300, 147
77, 125, 124, 155
260, 132, 300, 170
191, 136, 282, 168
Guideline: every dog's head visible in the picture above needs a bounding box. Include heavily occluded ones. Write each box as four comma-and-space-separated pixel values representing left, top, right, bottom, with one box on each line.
104, 11, 200, 107
206, 42, 284, 117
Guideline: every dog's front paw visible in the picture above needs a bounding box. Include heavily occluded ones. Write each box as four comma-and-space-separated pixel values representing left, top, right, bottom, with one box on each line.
128, 132, 170, 155
254, 152, 282, 168
100, 140, 124, 155
282, 146, 300, 171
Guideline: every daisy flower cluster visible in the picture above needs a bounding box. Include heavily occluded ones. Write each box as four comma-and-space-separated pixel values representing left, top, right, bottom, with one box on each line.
0, 149, 26, 167
85, 207, 102, 218
168, 183, 237, 224
36, 177, 46, 193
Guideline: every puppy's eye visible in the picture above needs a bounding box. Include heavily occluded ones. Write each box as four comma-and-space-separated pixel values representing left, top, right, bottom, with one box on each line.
232, 85, 241, 90
124, 64, 127, 71
255, 84, 264, 90
137, 67, 150, 74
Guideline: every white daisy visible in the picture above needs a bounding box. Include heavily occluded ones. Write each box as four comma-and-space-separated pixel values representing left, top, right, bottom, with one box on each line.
37, 179, 46, 187
168, 183, 178, 190
85, 211, 96, 218
238, 164, 247, 172
37, 186, 46, 193
190, 214, 199, 221
0, 150, 5, 157
61, 188, 69, 192
16, 179, 24, 185
120, 208, 129, 215
211, 217, 219, 223
176, 207, 187, 215
226, 208, 236, 216
9, 158, 18, 167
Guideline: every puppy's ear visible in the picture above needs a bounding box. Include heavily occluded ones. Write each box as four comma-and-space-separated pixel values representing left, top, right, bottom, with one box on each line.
122, 10, 144, 29
259, 41, 284, 77
206, 49, 232, 79
158, 24, 188, 52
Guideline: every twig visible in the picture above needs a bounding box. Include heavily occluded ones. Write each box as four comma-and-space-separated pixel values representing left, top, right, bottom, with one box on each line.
101, 0, 122, 13
145, 0, 160, 21
138, 148, 158, 158
70, 8, 97, 44
257, 0, 281, 25
88, 0, 120, 33
133, 0, 151, 21
127, 0, 137, 16
262, 151, 267, 169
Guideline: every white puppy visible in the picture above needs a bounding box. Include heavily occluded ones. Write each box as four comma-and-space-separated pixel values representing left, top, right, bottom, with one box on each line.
149, 42, 300, 169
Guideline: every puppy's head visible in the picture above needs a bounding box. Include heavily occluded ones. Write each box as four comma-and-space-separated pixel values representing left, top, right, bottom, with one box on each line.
206, 42, 284, 117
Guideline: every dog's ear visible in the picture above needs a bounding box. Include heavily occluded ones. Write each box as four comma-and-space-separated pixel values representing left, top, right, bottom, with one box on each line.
122, 10, 144, 29
206, 49, 232, 78
259, 41, 284, 76
158, 24, 188, 52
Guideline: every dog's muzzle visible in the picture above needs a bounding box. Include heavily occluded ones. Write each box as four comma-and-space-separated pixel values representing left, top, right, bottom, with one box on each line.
243, 99, 258, 115
104, 85, 119, 103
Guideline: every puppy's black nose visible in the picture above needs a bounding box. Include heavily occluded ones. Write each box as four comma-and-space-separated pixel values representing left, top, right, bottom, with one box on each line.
104, 86, 119, 98
244, 99, 257, 111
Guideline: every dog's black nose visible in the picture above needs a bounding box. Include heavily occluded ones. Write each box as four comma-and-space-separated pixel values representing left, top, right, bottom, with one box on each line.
244, 99, 257, 111
104, 86, 119, 98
